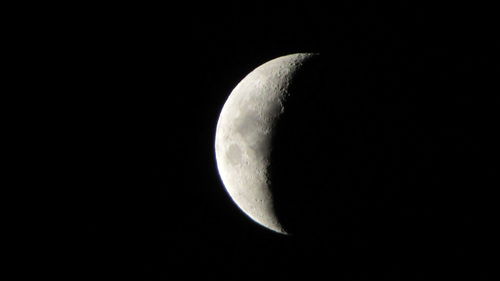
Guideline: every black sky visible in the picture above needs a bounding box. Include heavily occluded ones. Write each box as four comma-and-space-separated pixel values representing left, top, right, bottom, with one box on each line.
12, 2, 498, 280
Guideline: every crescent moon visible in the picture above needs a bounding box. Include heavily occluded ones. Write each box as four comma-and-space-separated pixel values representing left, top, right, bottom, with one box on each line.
214, 53, 318, 234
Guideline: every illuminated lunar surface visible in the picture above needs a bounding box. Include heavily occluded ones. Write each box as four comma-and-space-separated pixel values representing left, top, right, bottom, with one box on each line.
215, 53, 317, 234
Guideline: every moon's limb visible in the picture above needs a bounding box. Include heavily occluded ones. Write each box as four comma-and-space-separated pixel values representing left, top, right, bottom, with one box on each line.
215, 53, 317, 234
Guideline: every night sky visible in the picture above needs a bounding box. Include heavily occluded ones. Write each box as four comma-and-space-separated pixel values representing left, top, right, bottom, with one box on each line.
20, 2, 497, 280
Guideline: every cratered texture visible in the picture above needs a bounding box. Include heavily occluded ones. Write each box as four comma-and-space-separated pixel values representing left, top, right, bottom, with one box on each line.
215, 53, 318, 234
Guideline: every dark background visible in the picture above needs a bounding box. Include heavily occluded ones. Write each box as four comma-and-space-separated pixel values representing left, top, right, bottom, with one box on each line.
8, 2, 498, 280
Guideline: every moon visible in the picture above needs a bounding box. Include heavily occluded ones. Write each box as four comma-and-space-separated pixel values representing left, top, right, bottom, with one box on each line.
214, 53, 318, 234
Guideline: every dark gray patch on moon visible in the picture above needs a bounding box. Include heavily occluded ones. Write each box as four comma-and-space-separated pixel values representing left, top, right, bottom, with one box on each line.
235, 112, 272, 154
226, 144, 241, 166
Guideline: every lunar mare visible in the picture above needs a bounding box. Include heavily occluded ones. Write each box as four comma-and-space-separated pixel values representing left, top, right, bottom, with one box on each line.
215, 53, 317, 234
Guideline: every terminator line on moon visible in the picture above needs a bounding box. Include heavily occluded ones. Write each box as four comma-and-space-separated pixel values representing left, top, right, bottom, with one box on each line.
215, 53, 318, 234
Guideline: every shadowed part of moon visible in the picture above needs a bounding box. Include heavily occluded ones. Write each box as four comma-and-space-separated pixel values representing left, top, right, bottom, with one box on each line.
269, 53, 499, 263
